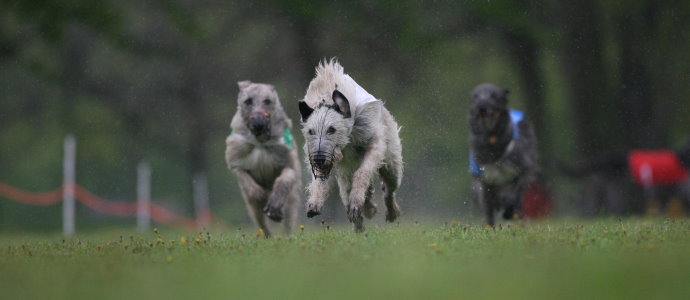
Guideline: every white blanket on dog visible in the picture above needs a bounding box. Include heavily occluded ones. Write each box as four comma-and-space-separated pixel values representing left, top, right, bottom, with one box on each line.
344, 75, 377, 107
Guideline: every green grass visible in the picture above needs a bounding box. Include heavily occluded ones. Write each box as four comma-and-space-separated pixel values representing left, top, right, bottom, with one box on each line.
1, 219, 689, 300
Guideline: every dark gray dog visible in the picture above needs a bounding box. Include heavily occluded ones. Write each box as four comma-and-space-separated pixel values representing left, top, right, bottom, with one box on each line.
469, 83, 537, 226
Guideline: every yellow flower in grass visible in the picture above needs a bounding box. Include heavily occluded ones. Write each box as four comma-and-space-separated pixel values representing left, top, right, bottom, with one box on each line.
256, 228, 265, 237
179, 237, 188, 245
299, 225, 305, 231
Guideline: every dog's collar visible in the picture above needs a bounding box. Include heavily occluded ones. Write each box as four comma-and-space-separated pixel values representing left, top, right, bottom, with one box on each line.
318, 102, 334, 109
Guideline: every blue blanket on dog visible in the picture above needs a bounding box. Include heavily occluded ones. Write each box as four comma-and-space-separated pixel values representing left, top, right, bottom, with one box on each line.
470, 109, 523, 176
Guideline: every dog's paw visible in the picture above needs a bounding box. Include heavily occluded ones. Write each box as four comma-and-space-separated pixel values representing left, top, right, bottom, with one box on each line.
306, 203, 322, 218
263, 204, 283, 222
347, 204, 364, 225
363, 200, 377, 219
385, 202, 401, 223
385, 208, 401, 223
353, 222, 365, 233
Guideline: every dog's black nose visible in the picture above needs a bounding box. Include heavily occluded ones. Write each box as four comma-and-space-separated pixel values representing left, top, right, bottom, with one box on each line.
249, 113, 270, 134
312, 154, 327, 167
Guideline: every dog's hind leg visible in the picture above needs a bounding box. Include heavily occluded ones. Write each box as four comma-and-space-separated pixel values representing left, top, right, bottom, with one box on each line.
502, 205, 515, 220
380, 162, 402, 223
501, 185, 524, 220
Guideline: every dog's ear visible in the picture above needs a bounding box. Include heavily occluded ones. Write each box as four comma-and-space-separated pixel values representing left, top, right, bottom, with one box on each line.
332, 90, 351, 118
298, 101, 314, 122
237, 80, 252, 90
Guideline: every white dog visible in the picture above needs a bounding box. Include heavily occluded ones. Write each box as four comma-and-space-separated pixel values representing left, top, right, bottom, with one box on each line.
298, 59, 403, 232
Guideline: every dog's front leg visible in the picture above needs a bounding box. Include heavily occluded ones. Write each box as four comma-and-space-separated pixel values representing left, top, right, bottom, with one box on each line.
306, 177, 330, 218
265, 166, 296, 222
348, 137, 386, 230
481, 185, 497, 227
233, 169, 270, 236
233, 169, 267, 201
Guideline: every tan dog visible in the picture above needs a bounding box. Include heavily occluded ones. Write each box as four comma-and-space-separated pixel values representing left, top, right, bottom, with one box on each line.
225, 81, 301, 236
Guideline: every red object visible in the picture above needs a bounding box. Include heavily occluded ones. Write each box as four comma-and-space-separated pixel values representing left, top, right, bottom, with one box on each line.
0, 182, 223, 232
628, 150, 688, 186
0, 183, 62, 206
522, 182, 552, 219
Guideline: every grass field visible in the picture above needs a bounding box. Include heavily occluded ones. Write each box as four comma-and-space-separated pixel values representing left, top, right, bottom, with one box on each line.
1, 218, 689, 300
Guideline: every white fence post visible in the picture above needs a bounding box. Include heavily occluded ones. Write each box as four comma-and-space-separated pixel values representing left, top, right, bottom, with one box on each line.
193, 172, 210, 230
137, 161, 151, 233
62, 135, 76, 237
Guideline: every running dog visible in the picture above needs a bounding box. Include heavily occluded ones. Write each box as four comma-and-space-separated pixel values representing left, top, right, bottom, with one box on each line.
469, 83, 537, 226
298, 59, 403, 232
225, 81, 301, 236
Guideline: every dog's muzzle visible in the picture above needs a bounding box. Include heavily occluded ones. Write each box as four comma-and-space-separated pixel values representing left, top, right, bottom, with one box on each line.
249, 110, 271, 137
310, 152, 333, 180
474, 105, 501, 130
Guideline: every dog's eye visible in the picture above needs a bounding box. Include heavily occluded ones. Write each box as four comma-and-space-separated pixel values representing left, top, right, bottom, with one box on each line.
308, 129, 315, 135
263, 99, 272, 105
327, 126, 336, 135
244, 98, 253, 106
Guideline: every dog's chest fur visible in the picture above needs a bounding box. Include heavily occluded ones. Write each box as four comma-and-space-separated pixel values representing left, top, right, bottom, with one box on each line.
235, 143, 288, 187
479, 159, 521, 185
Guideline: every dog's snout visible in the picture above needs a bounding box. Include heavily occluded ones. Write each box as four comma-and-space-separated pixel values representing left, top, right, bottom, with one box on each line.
312, 154, 327, 167
249, 112, 270, 133
478, 106, 488, 115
